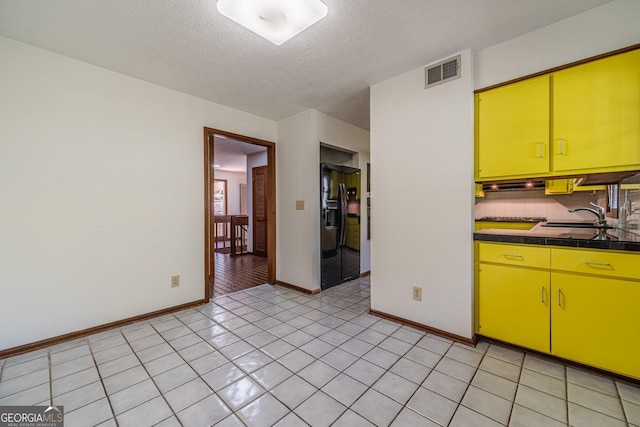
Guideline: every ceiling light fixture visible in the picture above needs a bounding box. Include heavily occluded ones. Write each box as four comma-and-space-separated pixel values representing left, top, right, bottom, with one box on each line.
217, 0, 328, 46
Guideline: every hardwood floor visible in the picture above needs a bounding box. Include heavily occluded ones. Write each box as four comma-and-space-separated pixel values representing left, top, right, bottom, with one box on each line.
210, 252, 268, 298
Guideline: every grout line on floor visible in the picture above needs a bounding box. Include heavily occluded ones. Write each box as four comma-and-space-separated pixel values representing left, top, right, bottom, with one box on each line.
47, 349, 52, 407
565, 364, 570, 426
87, 339, 119, 427
118, 329, 180, 426
614, 376, 630, 425
449, 345, 482, 426
506, 348, 526, 426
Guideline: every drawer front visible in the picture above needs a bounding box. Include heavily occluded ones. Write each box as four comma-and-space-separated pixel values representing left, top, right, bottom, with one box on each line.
479, 243, 550, 268
552, 248, 640, 280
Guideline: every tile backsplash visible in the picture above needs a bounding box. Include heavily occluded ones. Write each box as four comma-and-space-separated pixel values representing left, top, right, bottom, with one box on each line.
475, 189, 609, 222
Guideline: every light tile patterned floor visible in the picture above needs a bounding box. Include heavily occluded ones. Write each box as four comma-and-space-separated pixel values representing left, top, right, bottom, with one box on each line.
1, 277, 639, 426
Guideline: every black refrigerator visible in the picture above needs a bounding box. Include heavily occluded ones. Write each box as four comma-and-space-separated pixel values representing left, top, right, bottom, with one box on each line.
320, 163, 361, 289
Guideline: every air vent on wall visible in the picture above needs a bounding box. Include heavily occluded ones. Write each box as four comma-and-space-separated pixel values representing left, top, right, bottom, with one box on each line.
425, 54, 461, 89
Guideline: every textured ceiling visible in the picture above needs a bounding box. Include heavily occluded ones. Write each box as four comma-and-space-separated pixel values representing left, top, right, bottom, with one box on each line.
0, 0, 613, 130
214, 135, 266, 172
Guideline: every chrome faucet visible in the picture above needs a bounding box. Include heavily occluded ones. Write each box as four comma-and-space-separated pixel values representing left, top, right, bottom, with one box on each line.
568, 202, 607, 226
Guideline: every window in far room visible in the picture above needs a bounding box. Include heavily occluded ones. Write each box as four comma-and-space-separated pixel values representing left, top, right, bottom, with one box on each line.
214, 179, 227, 215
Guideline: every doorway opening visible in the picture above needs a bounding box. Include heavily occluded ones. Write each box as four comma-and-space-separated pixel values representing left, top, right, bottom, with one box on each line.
204, 128, 276, 300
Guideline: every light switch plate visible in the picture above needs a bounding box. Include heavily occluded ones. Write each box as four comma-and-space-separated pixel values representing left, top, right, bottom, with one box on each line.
412, 286, 422, 301
171, 275, 180, 288
296, 200, 305, 210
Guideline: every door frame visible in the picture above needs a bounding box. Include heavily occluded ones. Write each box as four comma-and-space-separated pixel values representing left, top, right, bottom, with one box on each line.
204, 128, 276, 301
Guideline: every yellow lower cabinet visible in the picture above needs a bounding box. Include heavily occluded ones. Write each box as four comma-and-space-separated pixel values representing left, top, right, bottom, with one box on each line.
552, 247, 640, 281
551, 273, 640, 379
479, 242, 550, 268
477, 243, 640, 379
478, 264, 550, 353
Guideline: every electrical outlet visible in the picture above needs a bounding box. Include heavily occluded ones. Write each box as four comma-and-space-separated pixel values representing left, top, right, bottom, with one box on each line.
296, 200, 305, 210
412, 286, 422, 301
171, 275, 180, 288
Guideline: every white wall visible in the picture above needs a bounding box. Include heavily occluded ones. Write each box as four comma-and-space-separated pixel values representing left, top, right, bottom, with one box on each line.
475, 0, 640, 89
246, 151, 268, 253
276, 110, 370, 291
0, 37, 276, 350
276, 110, 317, 290
214, 170, 246, 215
370, 50, 475, 339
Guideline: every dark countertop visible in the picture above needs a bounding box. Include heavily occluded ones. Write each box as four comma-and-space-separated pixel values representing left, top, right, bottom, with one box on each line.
475, 225, 640, 252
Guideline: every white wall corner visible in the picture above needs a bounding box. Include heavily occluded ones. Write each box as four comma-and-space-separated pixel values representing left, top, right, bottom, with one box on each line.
370, 50, 475, 339
275, 110, 319, 290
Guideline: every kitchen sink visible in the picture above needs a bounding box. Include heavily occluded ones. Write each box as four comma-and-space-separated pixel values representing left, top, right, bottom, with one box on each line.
542, 221, 615, 229
555, 231, 619, 241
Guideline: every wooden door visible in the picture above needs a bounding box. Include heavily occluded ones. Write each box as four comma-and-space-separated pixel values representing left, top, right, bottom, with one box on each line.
253, 166, 268, 257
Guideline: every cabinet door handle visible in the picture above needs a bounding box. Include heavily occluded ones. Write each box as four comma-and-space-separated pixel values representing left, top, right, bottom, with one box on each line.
541, 287, 545, 303
502, 254, 524, 260
558, 139, 566, 155
557, 289, 562, 306
538, 142, 544, 158
584, 261, 613, 269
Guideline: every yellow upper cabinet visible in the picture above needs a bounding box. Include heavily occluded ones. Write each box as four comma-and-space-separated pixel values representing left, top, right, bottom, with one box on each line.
475, 47, 640, 182
476, 76, 550, 180
553, 49, 640, 173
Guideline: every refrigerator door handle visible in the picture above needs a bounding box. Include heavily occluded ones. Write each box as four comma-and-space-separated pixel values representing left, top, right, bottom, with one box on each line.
339, 182, 347, 246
